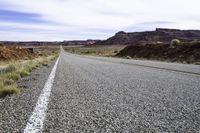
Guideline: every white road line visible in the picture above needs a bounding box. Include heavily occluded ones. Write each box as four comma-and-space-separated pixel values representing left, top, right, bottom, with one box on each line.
24, 56, 60, 133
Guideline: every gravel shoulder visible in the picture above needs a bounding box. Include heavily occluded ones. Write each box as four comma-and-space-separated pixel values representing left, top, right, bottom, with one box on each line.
0, 60, 56, 133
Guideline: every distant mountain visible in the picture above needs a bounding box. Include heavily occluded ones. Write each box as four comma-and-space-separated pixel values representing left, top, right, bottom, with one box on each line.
2, 28, 200, 46
95, 28, 200, 45
1, 40, 100, 46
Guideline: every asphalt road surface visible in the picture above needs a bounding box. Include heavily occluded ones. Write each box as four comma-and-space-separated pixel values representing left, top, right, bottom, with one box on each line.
1, 48, 200, 133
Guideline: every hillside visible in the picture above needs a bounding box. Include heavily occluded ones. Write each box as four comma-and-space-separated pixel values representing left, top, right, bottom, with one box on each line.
0, 46, 34, 61
95, 28, 200, 45
116, 41, 200, 64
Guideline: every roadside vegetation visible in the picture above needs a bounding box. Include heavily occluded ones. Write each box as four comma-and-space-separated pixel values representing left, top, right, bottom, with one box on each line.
0, 45, 58, 97
64, 45, 126, 57
170, 39, 181, 48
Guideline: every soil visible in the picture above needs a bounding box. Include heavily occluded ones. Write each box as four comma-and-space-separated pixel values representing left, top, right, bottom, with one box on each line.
0, 46, 34, 61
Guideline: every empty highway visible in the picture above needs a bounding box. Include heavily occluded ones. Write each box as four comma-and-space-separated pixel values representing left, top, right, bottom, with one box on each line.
1, 48, 200, 133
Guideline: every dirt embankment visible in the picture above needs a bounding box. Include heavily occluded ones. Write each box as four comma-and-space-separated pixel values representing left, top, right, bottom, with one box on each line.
0, 46, 34, 61
116, 42, 200, 64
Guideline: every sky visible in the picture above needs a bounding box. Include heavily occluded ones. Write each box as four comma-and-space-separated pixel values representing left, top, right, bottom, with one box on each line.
0, 0, 200, 41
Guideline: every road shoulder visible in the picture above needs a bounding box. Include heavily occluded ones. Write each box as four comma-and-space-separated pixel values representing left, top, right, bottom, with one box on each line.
0, 60, 56, 133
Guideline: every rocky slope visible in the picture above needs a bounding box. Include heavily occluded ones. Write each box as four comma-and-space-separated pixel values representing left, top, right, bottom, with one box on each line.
116, 41, 200, 64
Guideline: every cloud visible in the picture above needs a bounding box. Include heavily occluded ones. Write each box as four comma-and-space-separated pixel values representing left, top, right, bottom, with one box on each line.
138, 21, 175, 25
0, 9, 43, 23
124, 21, 176, 32
0, 0, 200, 41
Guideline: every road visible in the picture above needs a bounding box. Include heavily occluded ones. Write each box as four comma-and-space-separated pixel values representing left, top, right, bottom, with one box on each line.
1, 48, 200, 132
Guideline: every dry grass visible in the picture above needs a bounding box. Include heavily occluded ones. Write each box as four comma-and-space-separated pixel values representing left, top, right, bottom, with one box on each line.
0, 84, 20, 95
4, 64, 17, 73
0, 52, 58, 97
5, 73, 21, 81
18, 70, 29, 77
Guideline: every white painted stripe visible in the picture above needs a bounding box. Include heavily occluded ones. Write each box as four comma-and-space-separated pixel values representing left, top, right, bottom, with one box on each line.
24, 56, 60, 133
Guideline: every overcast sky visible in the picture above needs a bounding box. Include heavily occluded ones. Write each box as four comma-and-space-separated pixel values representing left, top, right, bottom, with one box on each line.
0, 0, 200, 41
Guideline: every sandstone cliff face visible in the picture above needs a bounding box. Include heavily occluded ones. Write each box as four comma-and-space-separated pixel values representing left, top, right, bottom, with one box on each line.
96, 28, 200, 45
